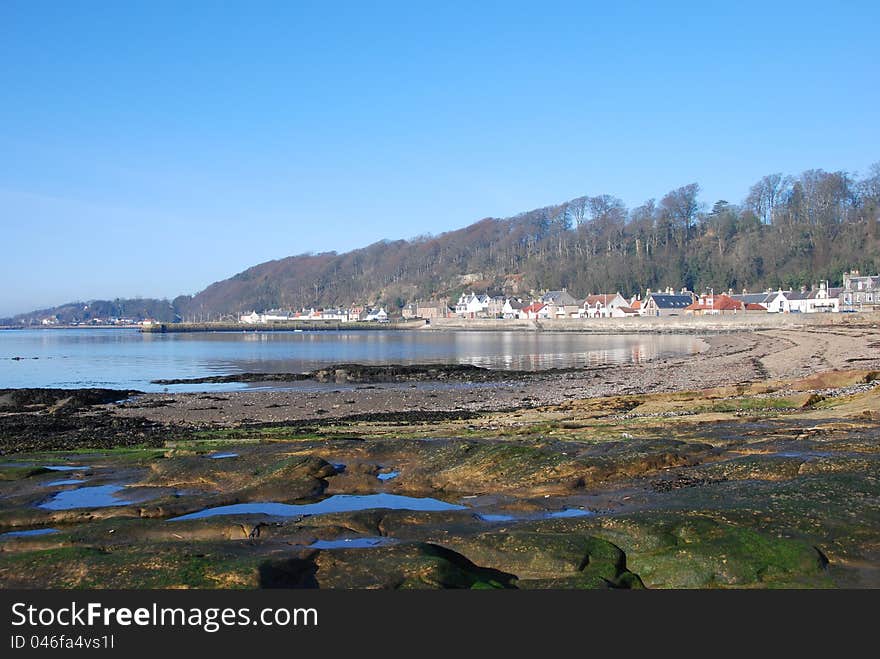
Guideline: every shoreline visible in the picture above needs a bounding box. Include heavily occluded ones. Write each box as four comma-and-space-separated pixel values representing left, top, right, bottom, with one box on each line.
2, 320, 877, 435
1, 321, 878, 589
4, 311, 876, 334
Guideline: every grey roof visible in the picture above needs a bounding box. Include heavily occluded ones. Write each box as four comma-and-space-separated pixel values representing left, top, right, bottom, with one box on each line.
647, 294, 693, 309
786, 291, 809, 301
541, 290, 578, 305
806, 288, 843, 299
730, 293, 769, 305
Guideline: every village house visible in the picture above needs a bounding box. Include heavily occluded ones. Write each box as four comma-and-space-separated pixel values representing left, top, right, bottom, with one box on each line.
320, 308, 351, 321
760, 290, 794, 313
401, 303, 418, 320
485, 296, 506, 318
520, 302, 546, 319
239, 310, 295, 323
684, 293, 744, 316
641, 289, 695, 316
729, 291, 773, 311
581, 293, 628, 318
760, 285, 842, 314
610, 305, 640, 318
455, 292, 490, 318
841, 270, 879, 311
416, 300, 452, 319
536, 290, 579, 319
802, 282, 842, 313
364, 307, 388, 322
541, 290, 577, 306
348, 305, 367, 321
502, 298, 526, 319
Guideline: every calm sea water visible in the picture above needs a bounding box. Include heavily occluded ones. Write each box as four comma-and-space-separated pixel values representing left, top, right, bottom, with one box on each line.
0, 329, 704, 392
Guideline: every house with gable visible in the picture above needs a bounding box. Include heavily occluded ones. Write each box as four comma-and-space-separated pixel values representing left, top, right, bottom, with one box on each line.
841, 270, 879, 311
684, 293, 743, 316
520, 302, 546, 319
502, 298, 526, 319
641, 289, 695, 317
455, 292, 491, 318
540, 289, 581, 319
581, 293, 628, 318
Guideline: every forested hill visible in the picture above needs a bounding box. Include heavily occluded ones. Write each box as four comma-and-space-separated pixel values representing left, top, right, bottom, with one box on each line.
171, 164, 880, 318
6, 163, 880, 324
3, 298, 179, 326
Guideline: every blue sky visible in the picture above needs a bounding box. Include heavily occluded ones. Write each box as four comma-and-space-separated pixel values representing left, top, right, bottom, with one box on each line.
1, 0, 878, 316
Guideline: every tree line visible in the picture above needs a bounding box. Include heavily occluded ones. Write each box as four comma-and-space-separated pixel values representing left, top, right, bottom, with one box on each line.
8, 162, 879, 323
174, 162, 879, 316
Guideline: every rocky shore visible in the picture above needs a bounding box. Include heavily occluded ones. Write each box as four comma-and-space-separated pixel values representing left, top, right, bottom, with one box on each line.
0, 319, 878, 589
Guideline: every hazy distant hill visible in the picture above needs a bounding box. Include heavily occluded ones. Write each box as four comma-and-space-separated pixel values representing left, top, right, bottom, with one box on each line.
7, 163, 880, 323
3, 298, 179, 326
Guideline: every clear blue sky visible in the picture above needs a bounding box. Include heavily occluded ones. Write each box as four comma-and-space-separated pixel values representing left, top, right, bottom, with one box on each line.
1, 0, 878, 316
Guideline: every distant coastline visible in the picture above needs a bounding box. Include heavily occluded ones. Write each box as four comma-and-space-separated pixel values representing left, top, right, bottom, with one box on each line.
3, 311, 878, 335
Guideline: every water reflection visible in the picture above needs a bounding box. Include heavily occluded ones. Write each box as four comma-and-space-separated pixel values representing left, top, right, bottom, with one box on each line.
0, 528, 60, 539
169, 493, 467, 521
0, 328, 705, 391
40, 485, 131, 510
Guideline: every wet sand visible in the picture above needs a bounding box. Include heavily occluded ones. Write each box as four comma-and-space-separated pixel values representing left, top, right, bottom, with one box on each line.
106, 322, 880, 428
1, 318, 878, 589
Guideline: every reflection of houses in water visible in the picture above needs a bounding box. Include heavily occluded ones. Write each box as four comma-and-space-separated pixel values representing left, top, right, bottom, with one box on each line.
630, 345, 648, 363
456, 338, 677, 370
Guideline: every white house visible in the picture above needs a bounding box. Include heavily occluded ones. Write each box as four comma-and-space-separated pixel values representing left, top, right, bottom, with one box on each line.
320, 308, 351, 321
455, 293, 490, 317
365, 307, 388, 322
610, 305, 640, 318
502, 299, 526, 319
803, 283, 841, 313
536, 304, 554, 320
763, 290, 793, 313
240, 311, 262, 324
581, 293, 628, 318
520, 302, 546, 319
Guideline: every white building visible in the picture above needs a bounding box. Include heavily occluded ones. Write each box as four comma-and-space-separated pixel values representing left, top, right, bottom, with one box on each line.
365, 307, 388, 322
763, 291, 794, 313
455, 293, 490, 317
803, 283, 841, 313
580, 293, 628, 318
770, 284, 841, 313
502, 299, 526, 319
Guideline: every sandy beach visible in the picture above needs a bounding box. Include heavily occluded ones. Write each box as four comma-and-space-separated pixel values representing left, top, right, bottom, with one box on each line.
1, 317, 878, 589
103, 318, 880, 428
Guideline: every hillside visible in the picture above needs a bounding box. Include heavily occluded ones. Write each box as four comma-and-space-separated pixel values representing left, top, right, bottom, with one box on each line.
2, 298, 179, 326
6, 163, 880, 324
171, 164, 880, 318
